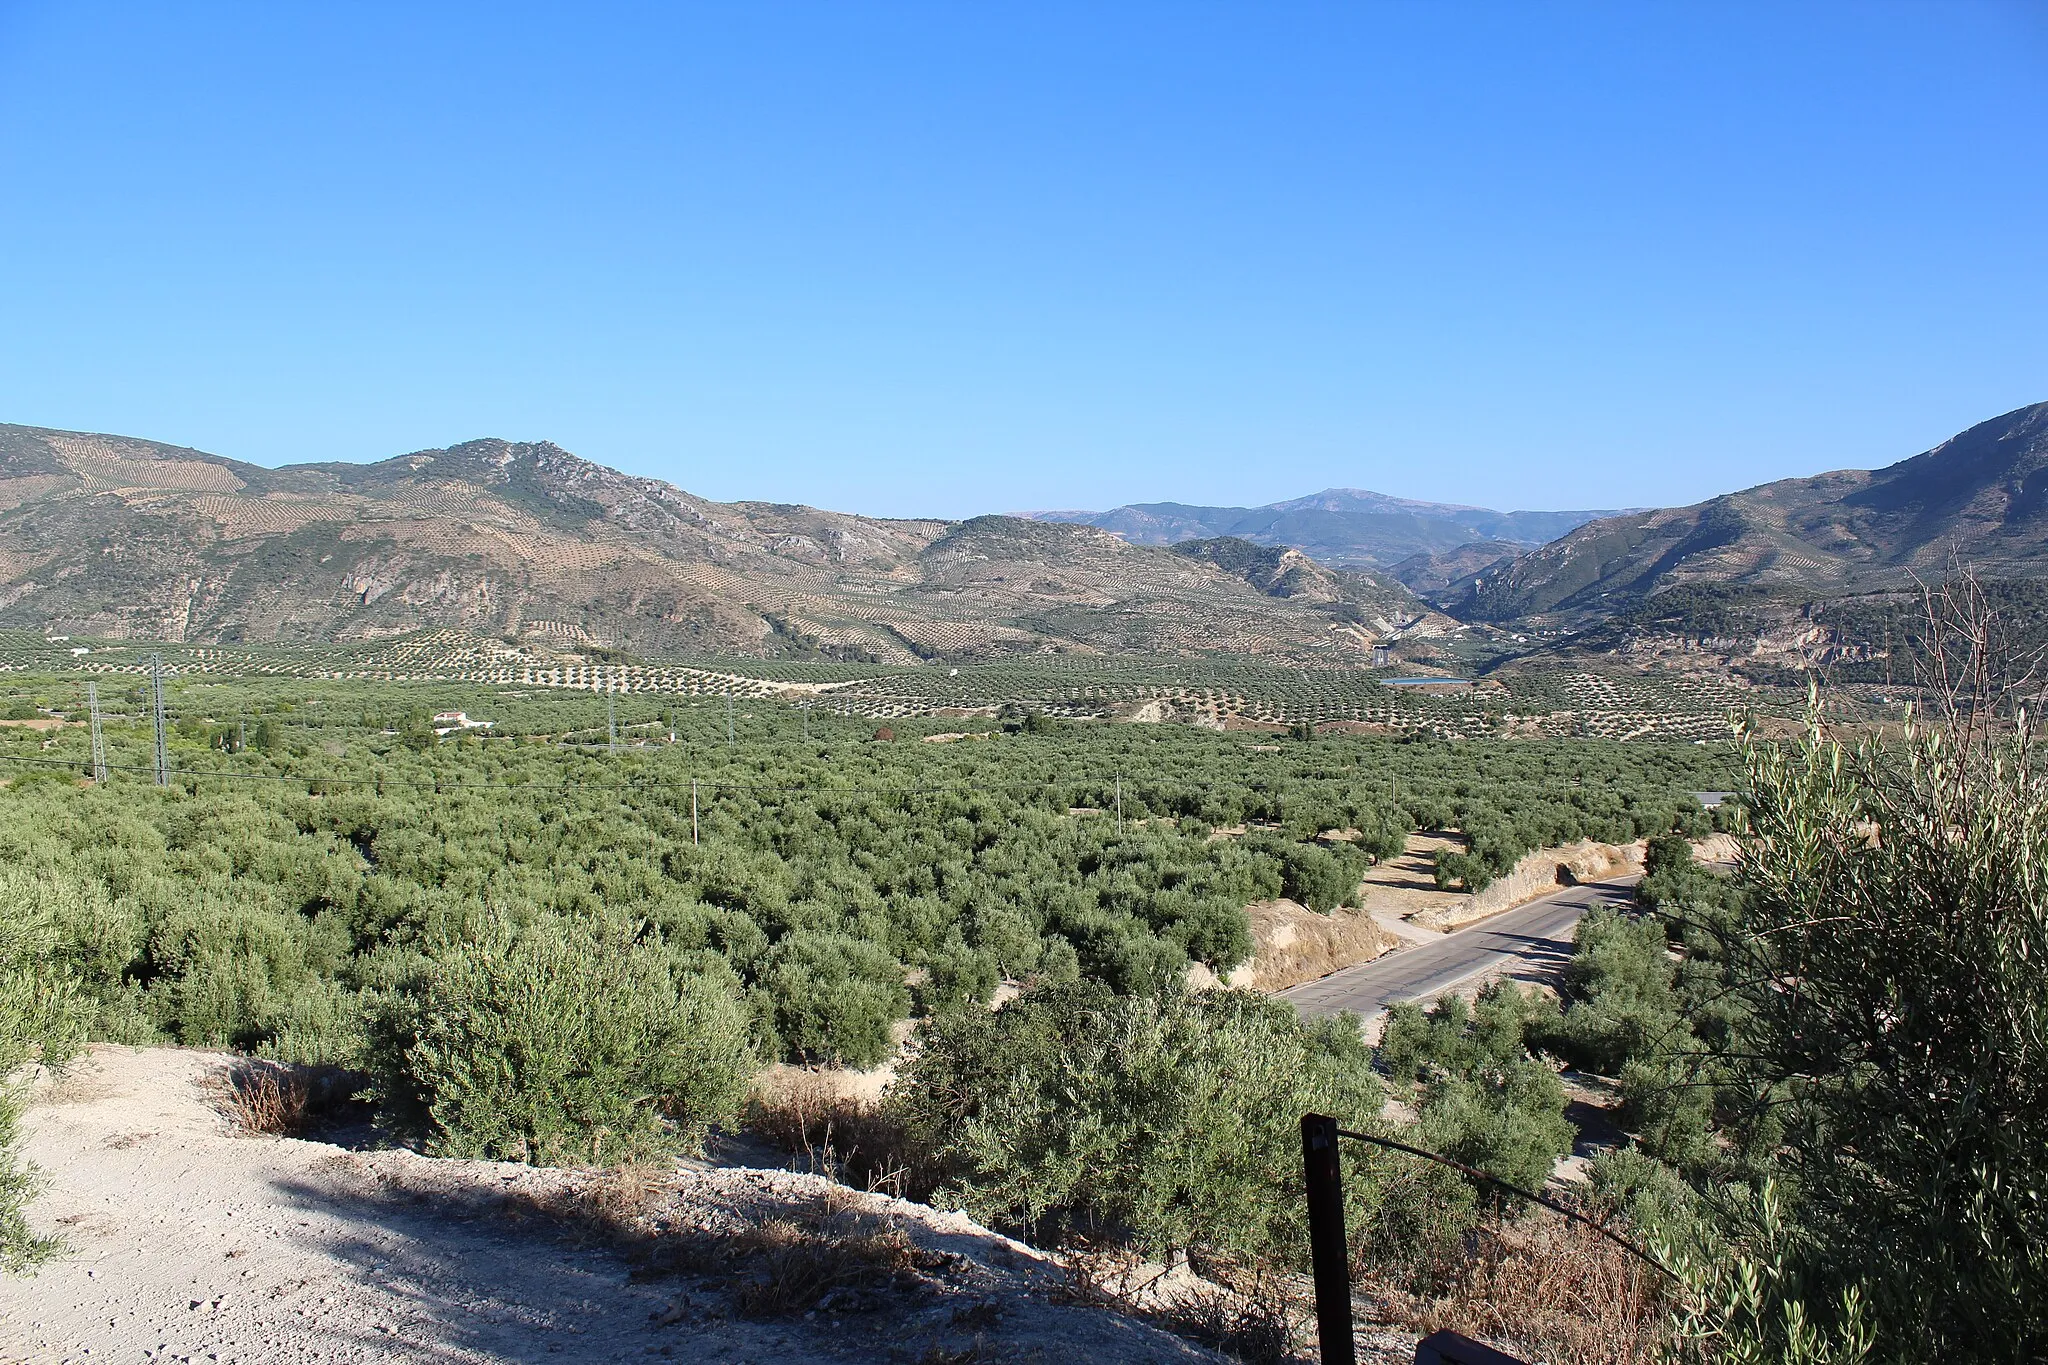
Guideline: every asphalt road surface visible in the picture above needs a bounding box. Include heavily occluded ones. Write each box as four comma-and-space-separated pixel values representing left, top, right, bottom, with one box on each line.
1280, 873, 1642, 1020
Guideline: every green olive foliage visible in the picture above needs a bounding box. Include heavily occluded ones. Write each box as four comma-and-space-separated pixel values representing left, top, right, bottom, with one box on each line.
1707, 710, 2048, 1359
0, 675, 1726, 1065
0, 870, 90, 1271
760, 929, 909, 1067
367, 913, 756, 1163
0, 671, 1727, 1173
1379, 985, 1575, 1200
1547, 906, 1682, 1075
893, 980, 1469, 1266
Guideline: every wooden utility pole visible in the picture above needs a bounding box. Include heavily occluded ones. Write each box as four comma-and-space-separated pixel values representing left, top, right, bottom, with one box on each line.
1301, 1114, 1355, 1365
87, 681, 107, 784
149, 653, 169, 787
691, 778, 699, 846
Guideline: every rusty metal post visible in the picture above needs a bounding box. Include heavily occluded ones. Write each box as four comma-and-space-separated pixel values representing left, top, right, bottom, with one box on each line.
1301, 1113, 1354, 1365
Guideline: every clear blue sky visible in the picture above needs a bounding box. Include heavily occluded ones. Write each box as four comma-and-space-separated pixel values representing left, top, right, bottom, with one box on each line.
1, 3, 2043, 519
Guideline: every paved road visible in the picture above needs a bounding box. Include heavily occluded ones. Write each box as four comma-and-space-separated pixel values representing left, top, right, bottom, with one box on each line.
1280, 873, 1642, 1019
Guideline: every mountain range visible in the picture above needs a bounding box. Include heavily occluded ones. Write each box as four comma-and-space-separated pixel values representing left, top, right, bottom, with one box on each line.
0, 399, 2042, 667
1454, 401, 2048, 622
1027, 491, 1619, 569
0, 424, 1439, 663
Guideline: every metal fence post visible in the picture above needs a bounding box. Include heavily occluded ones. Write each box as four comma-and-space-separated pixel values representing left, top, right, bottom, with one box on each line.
1301, 1113, 1354, 1365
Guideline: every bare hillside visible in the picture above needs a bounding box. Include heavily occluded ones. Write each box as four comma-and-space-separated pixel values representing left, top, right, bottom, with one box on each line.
0, 425, 1437, 664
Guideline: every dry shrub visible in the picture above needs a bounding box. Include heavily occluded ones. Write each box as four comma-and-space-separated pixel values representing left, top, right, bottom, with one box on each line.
522, 1161, 671, 1245
747, 1070, 930, 1200
210, 1059, 366, 1139
1058, 1243, 1305, 1365
1367, 1213, 1670, 1365
212, 1060, 313, 1137
913, 1342, 1025, 1364
728, 1188, 932, 1318
1164, 1274, 1300, 1365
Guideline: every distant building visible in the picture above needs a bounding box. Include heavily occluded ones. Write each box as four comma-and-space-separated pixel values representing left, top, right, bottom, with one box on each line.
1372, 645, 1393, 667
432, 710, 495, 736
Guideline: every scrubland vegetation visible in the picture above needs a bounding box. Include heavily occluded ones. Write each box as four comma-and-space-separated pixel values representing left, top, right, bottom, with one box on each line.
2, 637, 2040, 1363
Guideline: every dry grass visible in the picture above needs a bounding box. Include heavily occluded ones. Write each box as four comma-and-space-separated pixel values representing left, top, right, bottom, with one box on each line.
209, 1060, 315, 1138
1056, 1244, 1305, 1365
1163, 1275, 1299, 1365
727, 1190, 931, 1318
208, 1060, 369, 1140
913, 1340, 1040, 1364
504, 1166, 950, 1322
747, 1072, 932, 1201
1366, 1214, 1671, 1365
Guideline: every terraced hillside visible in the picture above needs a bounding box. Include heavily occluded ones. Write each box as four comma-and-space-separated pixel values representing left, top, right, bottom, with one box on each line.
0, 629, 1770, 744
0, 424, 1443, 663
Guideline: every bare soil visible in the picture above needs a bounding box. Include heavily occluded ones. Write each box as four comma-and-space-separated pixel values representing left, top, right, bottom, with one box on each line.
5, 1047, 1225, 1365
1238, 900, 1396, 992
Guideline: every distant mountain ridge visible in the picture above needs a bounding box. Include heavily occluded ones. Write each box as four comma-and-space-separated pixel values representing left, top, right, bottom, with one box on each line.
0, 423, 1443, 662
1026, 489, 1623, 569
1457, 401, 2048, 621
11, 402, 2044, 664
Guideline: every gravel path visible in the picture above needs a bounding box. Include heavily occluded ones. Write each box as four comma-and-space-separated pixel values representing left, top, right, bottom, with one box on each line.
4, 1047, 1224, 1365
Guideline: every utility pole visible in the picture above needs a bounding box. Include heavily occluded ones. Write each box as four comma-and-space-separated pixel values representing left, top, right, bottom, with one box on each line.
149, 653, 169, 787
1301, 1115, 1355, 1365
802, 702, 808, 742
726, 680, 734, 749
237, 719, 246, 755
1115, 774, 1123, 834
691, 778, 699, 846
607, 687, 618, 756
86, 682, 107, 784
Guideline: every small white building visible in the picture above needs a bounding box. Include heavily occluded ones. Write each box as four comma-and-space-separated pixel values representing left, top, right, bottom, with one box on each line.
432, 711, 495, 736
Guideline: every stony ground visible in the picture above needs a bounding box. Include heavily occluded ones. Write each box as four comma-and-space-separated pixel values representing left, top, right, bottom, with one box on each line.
3, 1047, 1232, 1365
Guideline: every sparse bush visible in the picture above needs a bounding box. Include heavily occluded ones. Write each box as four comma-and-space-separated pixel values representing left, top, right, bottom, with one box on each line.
368, 913, 758, 1164
1665, 1182, 1873, 1365
1700, 690, 2048, 1355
